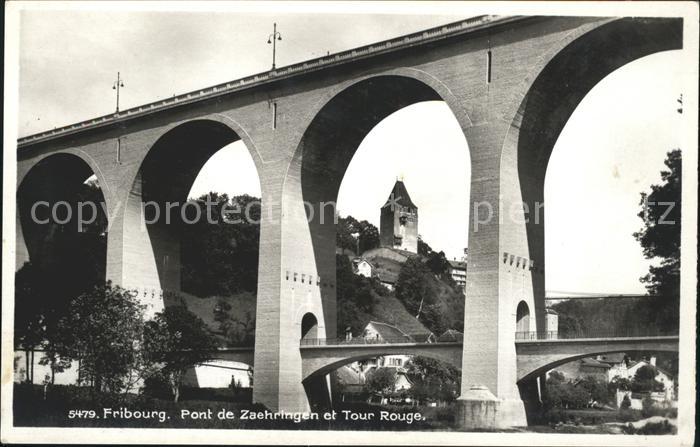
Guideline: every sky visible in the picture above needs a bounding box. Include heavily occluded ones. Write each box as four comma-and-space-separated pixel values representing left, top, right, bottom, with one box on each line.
16, 7, 687, 296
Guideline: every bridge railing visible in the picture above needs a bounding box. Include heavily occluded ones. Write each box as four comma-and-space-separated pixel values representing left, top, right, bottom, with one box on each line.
515, 328, 679, 341
300, 334, 439, 347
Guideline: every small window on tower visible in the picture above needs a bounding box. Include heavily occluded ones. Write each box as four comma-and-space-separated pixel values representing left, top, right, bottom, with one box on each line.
399, 215, 408, 225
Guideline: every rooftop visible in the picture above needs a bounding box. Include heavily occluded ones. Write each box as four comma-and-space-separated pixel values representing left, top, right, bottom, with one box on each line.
382, 180, 418, 210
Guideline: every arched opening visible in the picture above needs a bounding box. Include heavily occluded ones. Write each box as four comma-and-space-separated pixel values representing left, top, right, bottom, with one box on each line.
15, 153, 108, 383
305, 353, 462, 408
290, 74, 471, 340
127, 119, 261, 343
508, 17, 683, 334
516, 301, 530, 334
16, 153, 108, 309
301, 312, 319, 341
518, 348, 678, 424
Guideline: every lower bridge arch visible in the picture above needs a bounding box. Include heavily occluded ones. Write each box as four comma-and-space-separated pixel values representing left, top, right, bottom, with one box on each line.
300, 343, 462, 381
515, 336, 679, 383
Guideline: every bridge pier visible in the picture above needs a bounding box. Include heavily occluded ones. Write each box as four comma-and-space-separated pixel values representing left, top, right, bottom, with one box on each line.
105, 171, 178, 315
251, 161, 334, 413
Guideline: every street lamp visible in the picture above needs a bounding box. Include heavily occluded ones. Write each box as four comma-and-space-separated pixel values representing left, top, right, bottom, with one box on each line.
267, 22, 282, 70
112, 72, 125, 113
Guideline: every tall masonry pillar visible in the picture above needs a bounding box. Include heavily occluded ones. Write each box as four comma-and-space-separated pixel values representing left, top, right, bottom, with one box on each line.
252, 159, 333, 412
105, 170, 179, 316
456, 122, 543, 429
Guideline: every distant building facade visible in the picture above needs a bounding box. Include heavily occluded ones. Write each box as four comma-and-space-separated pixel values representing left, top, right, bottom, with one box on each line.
380, 180, 418, 254
448, 259, 467, 289
352, 258, 374, 278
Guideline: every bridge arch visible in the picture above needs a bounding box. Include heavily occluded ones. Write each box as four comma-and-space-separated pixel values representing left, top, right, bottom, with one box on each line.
499, 17, 683, 332
515, 337, 679, 383
119, 117, 263, 300
283, 73, 472, 337
301, 343, 463, 381
16, 152, 109, 309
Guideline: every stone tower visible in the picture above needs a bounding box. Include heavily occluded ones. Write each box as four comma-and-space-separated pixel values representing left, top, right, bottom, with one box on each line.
379, 179, 418, 253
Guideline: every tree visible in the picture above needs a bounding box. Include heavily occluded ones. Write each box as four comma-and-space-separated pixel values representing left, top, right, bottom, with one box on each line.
62, 282, 146, 393
620, 394, 632, 409
365, 367, 397, 395
395, 258, 430, 317
578, 375, 612, 405
543, 374, 591, 409
632, 364, 664, 393
635, 364, 658, 382
143, 305, 219, 402
336, 215, 380, 255
633, 149, 681, 331
405, 356, 460, 403
395, 258, 452, 334
358, 220, 380, 253
14, 263, 46, 383
335, 254, 378, 335
181, 193, 261, 297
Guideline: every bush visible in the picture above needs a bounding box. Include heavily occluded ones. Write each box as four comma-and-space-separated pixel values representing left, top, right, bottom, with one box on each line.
620, 394, 631, 409
641, 396, 655, 418
142, 372, 172, 400
623, 419, 676, 435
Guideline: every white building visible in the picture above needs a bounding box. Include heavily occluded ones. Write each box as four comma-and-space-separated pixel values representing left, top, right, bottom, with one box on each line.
352, 258, 374, 278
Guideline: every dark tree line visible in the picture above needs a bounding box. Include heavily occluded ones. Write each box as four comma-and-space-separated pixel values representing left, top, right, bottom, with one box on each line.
633, 149, 681, 331
336, 215, 380, 255
15, 181, 107, 383
181, 193, 261, 297
336, 254, 390, 335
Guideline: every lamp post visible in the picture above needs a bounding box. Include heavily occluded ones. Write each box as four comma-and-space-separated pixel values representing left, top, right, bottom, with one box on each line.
267, 23, 282, 70
112, 72, 125, 113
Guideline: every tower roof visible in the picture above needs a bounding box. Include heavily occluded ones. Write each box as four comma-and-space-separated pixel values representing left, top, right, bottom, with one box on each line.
383, 180, 417, 209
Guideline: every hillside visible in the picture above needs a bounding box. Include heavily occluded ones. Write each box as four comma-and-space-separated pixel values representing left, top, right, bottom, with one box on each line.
352, 291, 433, 339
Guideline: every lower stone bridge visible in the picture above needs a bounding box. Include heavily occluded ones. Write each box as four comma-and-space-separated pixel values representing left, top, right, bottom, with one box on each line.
514, 335, 679, 382
208, 334, 679, 385
299, 341, 463, 381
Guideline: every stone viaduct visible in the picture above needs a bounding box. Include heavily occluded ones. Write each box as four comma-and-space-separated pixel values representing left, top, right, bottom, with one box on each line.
16, 15, 683, 428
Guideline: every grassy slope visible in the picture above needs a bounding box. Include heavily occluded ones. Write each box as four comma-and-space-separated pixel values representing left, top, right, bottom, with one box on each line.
166, 255, 461, 338
164, 291, 256, 333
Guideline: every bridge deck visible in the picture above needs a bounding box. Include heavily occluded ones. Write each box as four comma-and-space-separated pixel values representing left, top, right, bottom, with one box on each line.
18, 15, 526, 147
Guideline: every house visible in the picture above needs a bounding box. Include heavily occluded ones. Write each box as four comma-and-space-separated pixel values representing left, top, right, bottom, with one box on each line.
448, 259, 467, 290
610, 356, 676, 403
553, 356, 611, 381
361, 246, 419, 290
345, 321, 435, 390
352, 258, 374, 278
437, 329, 463, 342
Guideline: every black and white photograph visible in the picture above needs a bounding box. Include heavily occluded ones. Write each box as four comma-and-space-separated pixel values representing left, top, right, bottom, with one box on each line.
2, 1, 698, 445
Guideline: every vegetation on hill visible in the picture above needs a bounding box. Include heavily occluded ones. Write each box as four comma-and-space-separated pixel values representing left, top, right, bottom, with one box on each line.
336, 254, 386, 335
181, 193, 260, 297
418, 238, 459, 289
336, 215, 380, 255
395, 257, 464, 335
